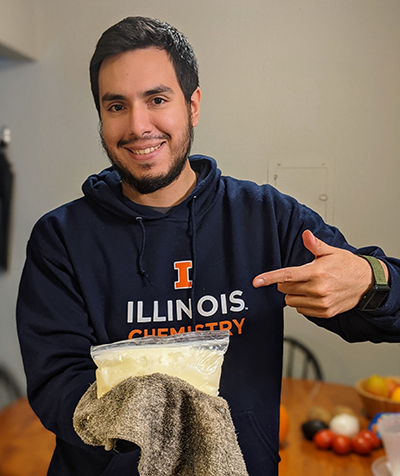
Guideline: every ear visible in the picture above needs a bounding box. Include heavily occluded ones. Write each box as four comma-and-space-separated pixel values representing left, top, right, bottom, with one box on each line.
190, 87, 201, 127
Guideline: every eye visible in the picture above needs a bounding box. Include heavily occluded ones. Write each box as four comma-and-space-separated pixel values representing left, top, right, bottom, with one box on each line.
109, 104, 124, 112
152, 97, 165, 106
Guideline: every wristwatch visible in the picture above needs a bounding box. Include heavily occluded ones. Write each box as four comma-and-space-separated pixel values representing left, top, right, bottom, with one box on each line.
357, 255, 390, 311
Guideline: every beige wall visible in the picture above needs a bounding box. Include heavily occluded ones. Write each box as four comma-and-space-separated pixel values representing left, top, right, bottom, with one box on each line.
0, 0, 399, 391
0, 0, 55, 59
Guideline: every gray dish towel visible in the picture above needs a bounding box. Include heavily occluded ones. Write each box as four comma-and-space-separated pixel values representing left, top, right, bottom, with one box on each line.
73, 372, 249, 476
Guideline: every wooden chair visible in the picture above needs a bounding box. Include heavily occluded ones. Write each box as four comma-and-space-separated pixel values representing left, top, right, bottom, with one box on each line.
283, 337, 323, 380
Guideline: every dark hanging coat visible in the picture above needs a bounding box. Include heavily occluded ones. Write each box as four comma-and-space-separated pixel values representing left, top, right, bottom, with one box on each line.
0, 143, 13, 270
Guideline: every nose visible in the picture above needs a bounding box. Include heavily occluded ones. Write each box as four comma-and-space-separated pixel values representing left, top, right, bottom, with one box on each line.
127, 103, 153, 138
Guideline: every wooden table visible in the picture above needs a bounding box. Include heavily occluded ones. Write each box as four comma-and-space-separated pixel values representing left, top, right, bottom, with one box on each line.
280, 378, 385, 476
0, 379, 386, 476
0, 398, 55, 476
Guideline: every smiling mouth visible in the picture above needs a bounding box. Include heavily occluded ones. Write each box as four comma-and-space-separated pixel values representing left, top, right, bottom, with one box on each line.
127, 143, 163, 156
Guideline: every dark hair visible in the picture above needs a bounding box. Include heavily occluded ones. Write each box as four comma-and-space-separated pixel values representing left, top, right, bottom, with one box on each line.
90, 16, 199, 114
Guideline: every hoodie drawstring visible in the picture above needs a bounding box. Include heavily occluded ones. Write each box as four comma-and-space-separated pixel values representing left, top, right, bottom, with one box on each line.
189, 196, 197, 328
135, 198, 198, 327
135, 217, 152, 285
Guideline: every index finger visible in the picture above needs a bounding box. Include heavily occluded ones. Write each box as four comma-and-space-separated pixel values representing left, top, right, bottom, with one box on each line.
252, 265, 310, 288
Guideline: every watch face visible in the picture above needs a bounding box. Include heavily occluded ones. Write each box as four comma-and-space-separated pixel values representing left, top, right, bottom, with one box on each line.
358, 284, 391, 311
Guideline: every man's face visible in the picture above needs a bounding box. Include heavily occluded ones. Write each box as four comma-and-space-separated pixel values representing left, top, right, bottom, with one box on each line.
98, 48, 200, 195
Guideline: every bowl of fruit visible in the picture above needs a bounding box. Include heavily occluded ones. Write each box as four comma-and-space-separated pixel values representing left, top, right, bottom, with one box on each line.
355, 374, 400, 419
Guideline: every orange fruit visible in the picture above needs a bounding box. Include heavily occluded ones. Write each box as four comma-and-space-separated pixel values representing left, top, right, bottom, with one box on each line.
385, 377, 399, 397
391, 387, 400, 402
279, 404, 289, 444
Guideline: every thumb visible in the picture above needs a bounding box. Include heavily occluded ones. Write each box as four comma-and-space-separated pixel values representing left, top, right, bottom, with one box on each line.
302, 230, 333, 258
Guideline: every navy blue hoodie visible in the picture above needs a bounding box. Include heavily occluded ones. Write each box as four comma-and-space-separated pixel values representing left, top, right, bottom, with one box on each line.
17, 156, 400, 476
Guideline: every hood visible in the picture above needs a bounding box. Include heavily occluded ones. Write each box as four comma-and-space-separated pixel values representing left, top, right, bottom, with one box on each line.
82, 155, 221, 222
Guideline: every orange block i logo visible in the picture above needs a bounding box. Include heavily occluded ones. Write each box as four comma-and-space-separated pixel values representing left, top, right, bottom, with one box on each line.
174, 261, 193, 289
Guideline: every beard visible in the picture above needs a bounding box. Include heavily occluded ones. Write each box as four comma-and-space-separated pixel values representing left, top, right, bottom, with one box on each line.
100, 114, 194, 195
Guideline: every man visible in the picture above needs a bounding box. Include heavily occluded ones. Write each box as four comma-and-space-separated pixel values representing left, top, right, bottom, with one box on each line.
17, 16, 400, 476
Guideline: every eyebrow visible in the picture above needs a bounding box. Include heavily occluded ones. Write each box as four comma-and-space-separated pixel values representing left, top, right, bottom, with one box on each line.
143, 85, 174, 97
101, 93, 126, 104
101, 85, 174, 105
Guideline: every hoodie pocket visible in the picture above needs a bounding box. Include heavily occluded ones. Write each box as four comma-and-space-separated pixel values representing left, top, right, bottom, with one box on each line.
232, 410, 280, 476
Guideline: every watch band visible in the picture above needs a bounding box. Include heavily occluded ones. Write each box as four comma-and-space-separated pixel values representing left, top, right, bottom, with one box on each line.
359, 255, 387, 286
357, 255, 390, 311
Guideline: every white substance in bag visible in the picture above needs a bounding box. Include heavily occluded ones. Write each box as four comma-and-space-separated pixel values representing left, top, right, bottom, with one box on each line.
91, 330, 230, 398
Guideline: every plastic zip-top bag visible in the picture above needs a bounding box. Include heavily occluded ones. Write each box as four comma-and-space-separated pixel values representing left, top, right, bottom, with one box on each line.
91, 330, 230, 398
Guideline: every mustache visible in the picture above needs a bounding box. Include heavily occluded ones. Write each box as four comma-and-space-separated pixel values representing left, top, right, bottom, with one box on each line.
117, 134, 170, 148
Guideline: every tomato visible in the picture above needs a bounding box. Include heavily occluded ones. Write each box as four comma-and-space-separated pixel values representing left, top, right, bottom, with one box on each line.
331, 434, 352, 455
313, 429, 335, 450
351, 434, 373, 455
357, 429, 381, 450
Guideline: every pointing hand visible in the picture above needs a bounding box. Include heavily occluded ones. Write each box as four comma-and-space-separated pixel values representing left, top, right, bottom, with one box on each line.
252, 230, 386, 318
